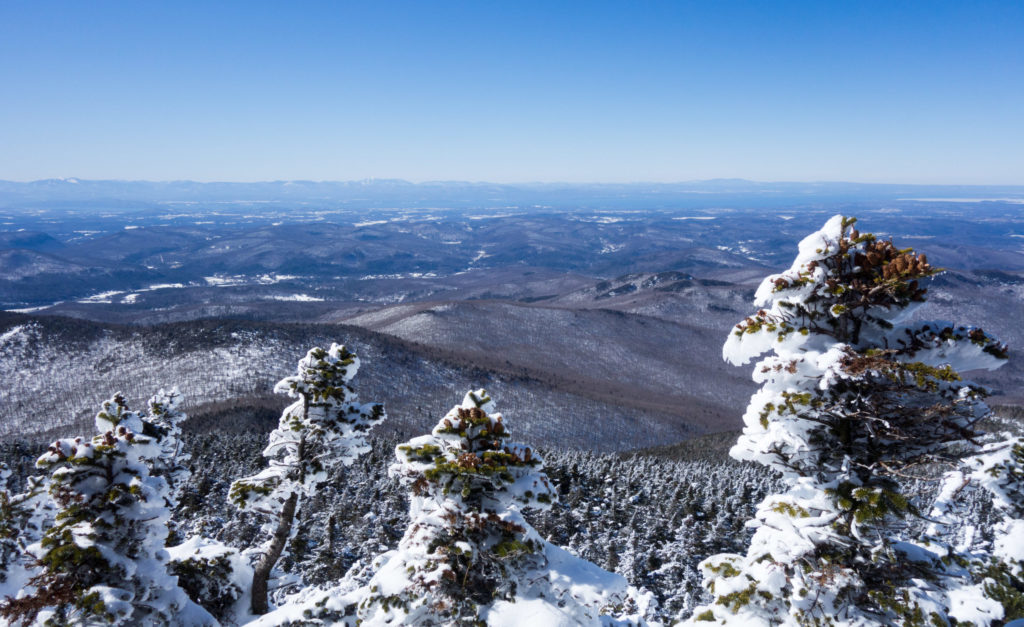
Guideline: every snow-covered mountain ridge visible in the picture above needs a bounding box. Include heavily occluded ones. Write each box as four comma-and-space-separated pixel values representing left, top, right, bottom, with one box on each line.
0, 313, 709, 451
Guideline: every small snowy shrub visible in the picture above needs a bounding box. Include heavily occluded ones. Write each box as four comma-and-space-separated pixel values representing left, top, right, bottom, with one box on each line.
171, 554, 240, 620
169, 536, 250, 624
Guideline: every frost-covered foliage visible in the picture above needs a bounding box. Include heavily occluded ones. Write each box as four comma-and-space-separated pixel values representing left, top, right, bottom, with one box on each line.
230, 343, 386, 518
688, 216, 1009, 626
0, 465, 52, 600
0, 394, 214, 626
230, 344, 385, 614
169, 535, 254, 625
356, 389, 634, 626
99, 429, 781, 624
0, 428, 922, 625
147, 387, 191, 507
945, 437, 1024, 623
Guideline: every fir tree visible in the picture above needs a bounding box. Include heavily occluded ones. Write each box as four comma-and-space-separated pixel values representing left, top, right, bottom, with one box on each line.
0, 465, 52, 599
0, 463, 20, 579
358, 389, 631, 626
145, 387, 191, 507
686, 215, 1008, 626
0, 394, 212, 626
230, 344, 385, 615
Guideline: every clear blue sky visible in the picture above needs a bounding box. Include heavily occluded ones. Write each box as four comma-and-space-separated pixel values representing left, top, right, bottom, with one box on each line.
1, 1, 1022, 184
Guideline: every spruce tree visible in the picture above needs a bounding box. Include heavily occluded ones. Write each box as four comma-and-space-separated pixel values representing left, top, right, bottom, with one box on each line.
146, 387, 191, 507
0, 394, 210, 626
0, 466, 52, 599
686, 215, 1008, 625
230, 344, 385, 615
358, 389, 630, 625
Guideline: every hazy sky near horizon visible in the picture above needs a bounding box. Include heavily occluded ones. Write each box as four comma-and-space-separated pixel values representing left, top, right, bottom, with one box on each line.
1, 1, 1022, 185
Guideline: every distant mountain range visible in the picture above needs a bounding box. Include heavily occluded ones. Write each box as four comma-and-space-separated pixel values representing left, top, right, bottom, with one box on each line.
2, 178, 1024, 209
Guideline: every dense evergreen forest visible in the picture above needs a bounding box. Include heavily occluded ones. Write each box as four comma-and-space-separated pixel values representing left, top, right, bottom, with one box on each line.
0, 432, 787, 623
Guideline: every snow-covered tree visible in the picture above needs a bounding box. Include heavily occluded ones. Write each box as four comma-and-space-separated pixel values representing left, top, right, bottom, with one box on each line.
230, 344, 385, 615
146, 387, 191, 507
0, 394, 213, 626
0, 466, 52, 600
945, 436, 1024, 623
687, 215, 1008, 625
648, 514, 704, 621
168, 535, 253, 625
358, 389, 631, 626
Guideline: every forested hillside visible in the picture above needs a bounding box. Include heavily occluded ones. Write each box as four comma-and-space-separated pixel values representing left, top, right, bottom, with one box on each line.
0, 314, 704, 451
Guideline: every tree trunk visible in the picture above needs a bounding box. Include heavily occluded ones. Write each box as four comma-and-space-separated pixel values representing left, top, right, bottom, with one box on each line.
251, 402, 308, 614
250, 490, 299, 614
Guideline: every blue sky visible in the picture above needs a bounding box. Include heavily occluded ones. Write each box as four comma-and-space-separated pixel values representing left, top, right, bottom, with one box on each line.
1, 1, 1022, 184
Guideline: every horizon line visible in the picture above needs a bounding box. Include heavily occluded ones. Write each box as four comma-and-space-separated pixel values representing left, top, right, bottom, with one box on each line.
4, 177, 1024, 189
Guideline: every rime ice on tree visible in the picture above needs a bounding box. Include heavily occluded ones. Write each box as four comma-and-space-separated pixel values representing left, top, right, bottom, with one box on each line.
230, 343, 385, 615
687, 216, 1008, 626
0, 465, 53, 601
146, 387, 192, 506
0, 394, 213, 626
358, 389, 630, 626
936, 436, 1024, 623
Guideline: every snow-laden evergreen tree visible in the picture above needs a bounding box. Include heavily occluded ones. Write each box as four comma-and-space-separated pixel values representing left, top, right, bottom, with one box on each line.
230, 344, 385, 615
933, 436, 1024, 623
0, 465, 52, 600
146, 387, 191, 507
0, 463, 27, 583
168, 535, 253, 625
686, 215, 1008, 626
0, 394, 214, 626
649, 514, 704, 621
357, 389, 632, 626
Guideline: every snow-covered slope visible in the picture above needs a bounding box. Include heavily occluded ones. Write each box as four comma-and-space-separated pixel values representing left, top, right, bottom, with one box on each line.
0, 314, 701, 451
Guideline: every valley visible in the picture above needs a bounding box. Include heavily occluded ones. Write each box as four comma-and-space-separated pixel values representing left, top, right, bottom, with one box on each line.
2, 182, 1023, 451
